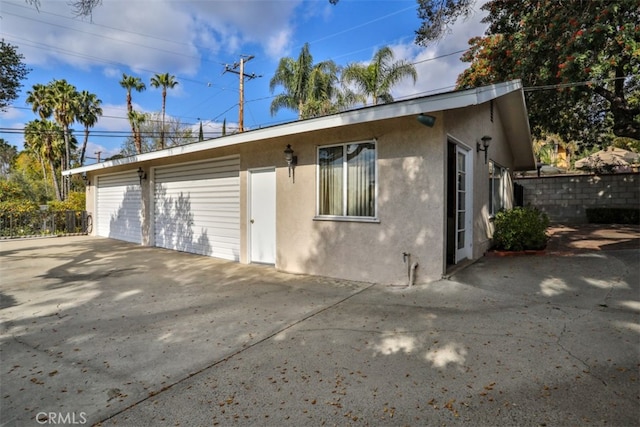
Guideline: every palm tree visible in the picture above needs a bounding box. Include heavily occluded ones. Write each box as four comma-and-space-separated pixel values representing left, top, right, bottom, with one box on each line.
150, 73, 178, 149
128, 110, 146, 155
49, 79, 79, 199
120, 74, 146, 154
77, 90, 103, 166
24, 120, 65, 201
270, 43, 342, 119
341, 46, 417, 105
26, 83, 53, 119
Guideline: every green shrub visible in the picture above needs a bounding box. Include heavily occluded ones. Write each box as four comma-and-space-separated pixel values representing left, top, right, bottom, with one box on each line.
493, 206, 550, 251
48, 191, 86, 212
586, 207, 640, 224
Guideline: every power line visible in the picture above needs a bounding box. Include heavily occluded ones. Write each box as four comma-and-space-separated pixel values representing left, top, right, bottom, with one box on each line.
222, 55, 261, 132
5, 75, 630, 141
2, 10, 201, 62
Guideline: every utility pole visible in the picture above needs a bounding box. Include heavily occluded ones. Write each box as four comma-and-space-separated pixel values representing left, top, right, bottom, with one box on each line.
223, 55, 261, 132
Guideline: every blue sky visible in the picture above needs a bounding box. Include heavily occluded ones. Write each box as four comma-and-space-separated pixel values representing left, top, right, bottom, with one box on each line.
1, 0, 489, 161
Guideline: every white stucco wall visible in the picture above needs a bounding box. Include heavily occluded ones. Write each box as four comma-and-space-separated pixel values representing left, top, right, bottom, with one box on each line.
274, 116, 446, 285
445, 102, 516, 259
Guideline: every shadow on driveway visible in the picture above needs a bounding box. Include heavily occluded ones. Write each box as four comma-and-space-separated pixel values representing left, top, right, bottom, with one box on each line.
1, 234, 638, 426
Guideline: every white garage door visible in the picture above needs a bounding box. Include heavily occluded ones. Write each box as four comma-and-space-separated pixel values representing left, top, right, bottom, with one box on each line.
96, 171, 142, 244
154, 157, 240, 261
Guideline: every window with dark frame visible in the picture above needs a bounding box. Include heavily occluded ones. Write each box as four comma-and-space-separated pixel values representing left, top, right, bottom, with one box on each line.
318, 140, 376, 219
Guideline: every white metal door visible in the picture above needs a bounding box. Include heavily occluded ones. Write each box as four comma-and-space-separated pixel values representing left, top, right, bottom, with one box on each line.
455, 146, 473, 262
96, 171, 142, 244
154, 157, 240, 261
249, 168, 276, 264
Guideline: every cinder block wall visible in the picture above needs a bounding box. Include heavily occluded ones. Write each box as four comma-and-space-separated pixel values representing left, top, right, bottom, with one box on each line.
515, 173, 639, 223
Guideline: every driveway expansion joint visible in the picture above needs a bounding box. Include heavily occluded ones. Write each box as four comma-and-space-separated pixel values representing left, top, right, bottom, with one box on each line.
96, 281, 378, 425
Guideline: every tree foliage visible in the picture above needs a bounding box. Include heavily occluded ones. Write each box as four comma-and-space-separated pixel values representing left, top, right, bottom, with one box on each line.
341, 46, 417, 105
0, 139, 18, 179
150, 73, 178, 149
25, 0, 102, 18
271, 43, 415, 118
120, 113, 194, 156
25, 79, 100, 198
120, 73, 146, 154
24, 119, 67, 201
454, 0, 639, 147
270, 43, 342, 119
415, 0, 475, 45
77, 90, 103, 166
0, 40, 30, 111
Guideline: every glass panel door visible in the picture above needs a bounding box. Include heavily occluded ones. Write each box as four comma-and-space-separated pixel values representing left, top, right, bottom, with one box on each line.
455, 146, 472, 262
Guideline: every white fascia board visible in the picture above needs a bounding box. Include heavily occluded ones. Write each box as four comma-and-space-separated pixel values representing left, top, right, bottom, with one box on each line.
63, 80, 523, 176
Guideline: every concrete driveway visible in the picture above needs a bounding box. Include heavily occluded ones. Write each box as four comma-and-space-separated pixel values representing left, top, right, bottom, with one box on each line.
1, 235, 638, 426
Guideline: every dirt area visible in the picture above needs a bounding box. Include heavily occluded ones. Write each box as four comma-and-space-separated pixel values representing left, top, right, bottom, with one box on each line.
546, 223, 640, 253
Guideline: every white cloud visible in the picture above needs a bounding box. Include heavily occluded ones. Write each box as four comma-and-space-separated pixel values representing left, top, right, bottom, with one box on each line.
188, 0, 301, 49
95, 103, 133, 132
0, 106, 25, 121
2, 0, 304, 77
390, 2, 490, 99
266, 28, 294, 59
85, 141, 120, 162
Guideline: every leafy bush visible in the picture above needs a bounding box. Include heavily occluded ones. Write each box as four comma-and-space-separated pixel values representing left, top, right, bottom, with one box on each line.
0, 188, 87, 237
586, 207, 640, 224
493, 206, 550, 251
48, 191, 86, 212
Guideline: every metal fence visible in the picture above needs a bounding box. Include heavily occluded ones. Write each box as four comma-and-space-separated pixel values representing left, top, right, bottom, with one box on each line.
0, 210, 91, 239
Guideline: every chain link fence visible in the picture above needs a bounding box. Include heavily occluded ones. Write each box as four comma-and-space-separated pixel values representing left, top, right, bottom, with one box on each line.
0, 210, 91, 239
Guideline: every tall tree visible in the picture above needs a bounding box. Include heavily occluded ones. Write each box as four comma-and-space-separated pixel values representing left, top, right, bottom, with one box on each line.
0, 40, 30, 111
0, 139, 18, 178
120, 113, 193, 155
128, 110, 146, 155
150, 73, 178, 149
76, 90, 103, 166
300, 60, 360, 117
341, 46, 417, 106
26, 79, 81, 199
49, 79, 79, 198
270, 43, 342, 119
25, 83, 52, 119
453, 0, 639, 145
119, 74, 146, 154
24, 120, 65, 201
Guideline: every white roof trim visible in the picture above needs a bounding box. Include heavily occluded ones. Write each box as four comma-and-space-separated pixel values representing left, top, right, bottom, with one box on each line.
64, 80, 524, 176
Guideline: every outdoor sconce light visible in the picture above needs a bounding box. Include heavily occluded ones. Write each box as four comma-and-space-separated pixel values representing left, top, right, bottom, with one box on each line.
477, 135, 492, 164
137, 167, 147, 184
417, 113, 436, 127
81, 173, 89, 185
284, 144, 297, 178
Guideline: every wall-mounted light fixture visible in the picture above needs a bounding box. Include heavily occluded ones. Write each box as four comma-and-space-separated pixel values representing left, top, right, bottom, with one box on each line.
416, 113, 436, 127
284, 144, 297, 179
82, 173, 89, 186
477, 135, 492, 164
137, 167, 147, 184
